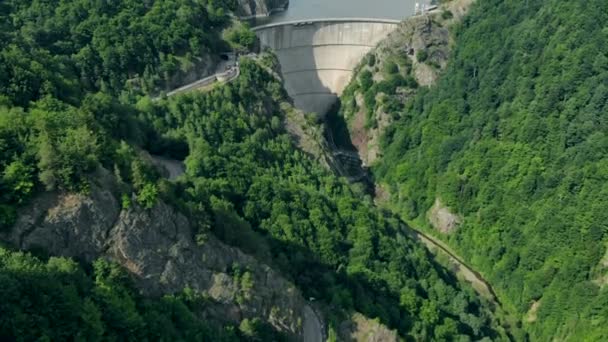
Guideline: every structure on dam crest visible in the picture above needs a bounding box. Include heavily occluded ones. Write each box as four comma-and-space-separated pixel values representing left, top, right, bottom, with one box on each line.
254, 18, 400, 115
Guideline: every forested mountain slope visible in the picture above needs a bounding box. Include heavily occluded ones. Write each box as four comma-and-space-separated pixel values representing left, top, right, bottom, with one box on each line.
0, 248, 249, 341
0, 0, 509, 341
335, 0, 470, 167
136, 57, 508, 341
0, 0, 232, 106
367, 0, 608, 340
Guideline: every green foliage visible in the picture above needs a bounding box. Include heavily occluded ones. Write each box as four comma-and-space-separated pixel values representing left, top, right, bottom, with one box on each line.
0, 0, 232, 103
141, 61, 505, 340
364, 88, 378, 112
0, 1, 508, 339
416, 49, 428, 62
383, 61, 399, 77
2, 160, 34, 204
31, 98, 100, 191
367, 54, 377, 67
136, 183, 158, 209
376, 0, 608, 339
0, 248, 239, 341
359, 70, 374, 89
377, 74, 416, 96
239, 318, 284, 341
337, 44, 416, 138
225, 23, 256, 52
121, 194, 132, 210
0, 0, 224, 226
0, 205, 17, 231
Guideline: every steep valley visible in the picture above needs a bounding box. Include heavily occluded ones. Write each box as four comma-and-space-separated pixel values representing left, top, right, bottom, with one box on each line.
336, 0, 608, 340
1, 0, 607, 341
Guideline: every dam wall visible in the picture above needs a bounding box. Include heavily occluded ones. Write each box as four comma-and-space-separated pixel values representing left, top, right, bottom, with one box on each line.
254, 19, 400, 115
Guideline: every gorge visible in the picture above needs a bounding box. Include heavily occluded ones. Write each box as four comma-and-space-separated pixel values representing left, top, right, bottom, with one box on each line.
2, 0, 606, 341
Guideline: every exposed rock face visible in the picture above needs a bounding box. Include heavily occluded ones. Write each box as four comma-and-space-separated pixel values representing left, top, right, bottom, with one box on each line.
526, 300, 541, 323
339, 313, 398, 342
406, 17, 450, 86
348, 15, 452, 167
340, 1, 474, 168
1, 169, 307, 338
428, 198, 461, 234
166, 54, 216, 91
236, 0, 289, 19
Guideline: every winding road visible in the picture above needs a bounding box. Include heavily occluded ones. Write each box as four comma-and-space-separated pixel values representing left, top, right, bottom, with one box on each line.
303, 305, 324, 342
164, 66, 240, 98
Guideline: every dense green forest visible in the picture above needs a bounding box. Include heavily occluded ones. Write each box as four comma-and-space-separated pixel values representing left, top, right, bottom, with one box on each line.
0, 0, 233, 108
0, 248, 249, 341
0, 0, 508, 340
144, 57, 506, 340
374, 0, 608, 340
0, 0, 236, 226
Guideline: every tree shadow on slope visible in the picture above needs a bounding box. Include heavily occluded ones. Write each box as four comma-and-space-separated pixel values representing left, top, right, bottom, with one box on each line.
324, 100, 357, 152
323, 99, 376, 193
273, 235, 503, 340
211, 213, 504, 340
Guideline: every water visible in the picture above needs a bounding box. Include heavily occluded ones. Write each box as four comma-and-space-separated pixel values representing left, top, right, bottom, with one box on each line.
256, 0, 425, 25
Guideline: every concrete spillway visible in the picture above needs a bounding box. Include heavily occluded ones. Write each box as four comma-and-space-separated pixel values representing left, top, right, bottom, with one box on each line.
254, 19, 400, 115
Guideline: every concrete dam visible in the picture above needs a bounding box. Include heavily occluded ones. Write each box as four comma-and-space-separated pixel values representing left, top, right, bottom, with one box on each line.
254, 19, 400, 115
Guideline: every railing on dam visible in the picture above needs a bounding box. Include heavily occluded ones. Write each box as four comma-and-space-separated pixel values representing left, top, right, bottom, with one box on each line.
252, 17, 401, 31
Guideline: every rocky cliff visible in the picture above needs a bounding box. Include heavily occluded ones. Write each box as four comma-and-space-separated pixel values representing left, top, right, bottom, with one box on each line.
0, 168, 310, 339
337, 0, 473, 166
236, 0, 289, 19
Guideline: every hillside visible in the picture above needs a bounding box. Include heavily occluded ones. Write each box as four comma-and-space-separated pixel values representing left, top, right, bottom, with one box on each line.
0, 1, 508, 341
133, 56, 507, 340
339, 0, 608, 340
335, 0, 471, 167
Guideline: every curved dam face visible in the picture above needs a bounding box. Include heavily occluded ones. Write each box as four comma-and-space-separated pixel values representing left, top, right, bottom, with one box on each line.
254, 19, 400, 115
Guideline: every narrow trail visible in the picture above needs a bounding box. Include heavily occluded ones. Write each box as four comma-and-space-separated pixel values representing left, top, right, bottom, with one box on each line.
401, 224, 501, 305
403, 224, 519, 340
322, 115, 503, 308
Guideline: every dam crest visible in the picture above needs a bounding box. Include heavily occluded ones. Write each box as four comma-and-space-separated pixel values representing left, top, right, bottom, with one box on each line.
254, 18, 401, 115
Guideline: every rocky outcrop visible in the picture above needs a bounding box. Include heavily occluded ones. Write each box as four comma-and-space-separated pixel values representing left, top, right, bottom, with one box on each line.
236, 0, 289, 19
428, 198, 461, 233
345, 15, 451, 167
339, 1, 473, 167
339, 314, 398, 342
1, 168, 307, 338
165, 54, 217, 91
